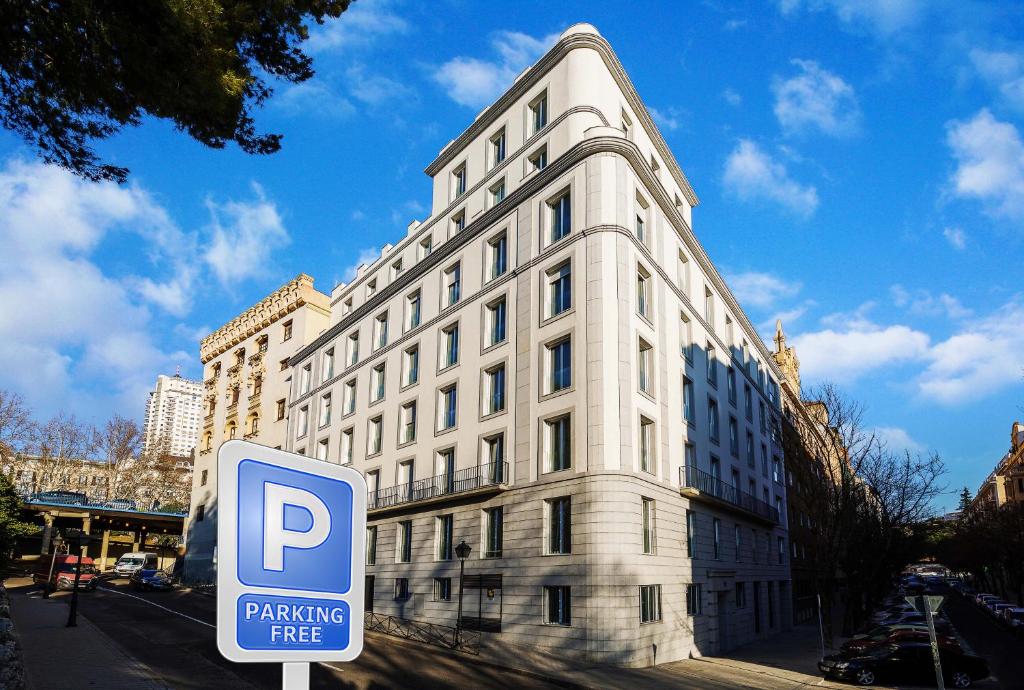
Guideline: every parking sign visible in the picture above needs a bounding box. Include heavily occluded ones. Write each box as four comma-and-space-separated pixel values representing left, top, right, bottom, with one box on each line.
217, 441, 367, 666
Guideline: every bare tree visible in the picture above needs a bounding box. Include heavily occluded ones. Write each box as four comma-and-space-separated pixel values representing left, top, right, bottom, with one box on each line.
92, 415, 145, 503
0, 389, 35, 457
34, 412, 93, 492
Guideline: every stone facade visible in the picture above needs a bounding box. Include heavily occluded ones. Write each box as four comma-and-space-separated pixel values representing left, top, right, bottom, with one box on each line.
142, 373, 202, 458
973, 421, 1024, 509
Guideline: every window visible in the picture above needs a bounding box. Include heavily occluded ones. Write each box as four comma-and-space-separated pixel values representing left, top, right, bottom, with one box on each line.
680, 313, 693, 361
530, 91, 548, 133
276, 399, 286, 421
725, 315, 735, 351
433, 577, 452, 602
391, 578, 409, 601
685, 442, 697, 471
400, 401, 417, 444
545, 586, 570, 626
636, 267, 651, 318
727, 367, 737, 405
685, 509, 695, 557
773, 456, 782, 483
366, 526, 377, 565
744, 385, 753, 421
545, 414, 571, 472
485, 506, 503, 558
297, 406, 308, 437
746, 432, 755, 468
436, 514, 453, 560
404, 290, 421, 332
484, 364, 506, 414
282, 320, 293, 341
686, 584, 703, 616
761, 443, 769, 478
341, 428, 354, 464
397, 521, 412, 563
640, 585, 662, 623
366, 470, 380, 506
367, 416, 383, 455
451, 210, 466, 237
366, 279, 377, 298
319, 393, 332, 428
372, 313, 388, 351
196, 503, 205, 521
529, 145, 548, 172
683, 377, 695, 425
484, 433, 505, 483
419, 235, 433, 259
490, 127, 507, 167
713, 518, 721, 559
639, 417, 655, 473
300, 364, 312, 394
442, 323, 459, 368
621, 109, 633, 139
370, 363, 386, 403
548, 190, 571, 243
487, 232, 508, 281
547, 337, 571, 392
729, 417, 739, 457
635, 198, 649, 245
321, 349, 335, 383
486, 297, 507, 346
436, 448, 456, 493
403, 345, 420, 386
708, 398, 720, 442
704, 287, 715, 330
641, 497, 656, 554
677, 251, 690, 295
735, 524, 742, 562
200, 469, 208, 486
347, 333, 359, 367
444, 262, 461, 306
452, 163, 467, 198
316, 438, 329, 460
343, 379, 357, 415
439, 384, 457, 430
547, 262, 572, 317
778, 537, 785, 565
489, 178, 506, 206
342, 297, 352, 315
706, 343, 718, 386
547, 496, 571, 554
711, 456, 721, 483
391, 258, 403, 280
638, 339, 653, 394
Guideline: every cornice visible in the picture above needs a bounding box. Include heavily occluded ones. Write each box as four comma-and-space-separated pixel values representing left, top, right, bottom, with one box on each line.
200, 274, 329, 364
424, 30, 699, 208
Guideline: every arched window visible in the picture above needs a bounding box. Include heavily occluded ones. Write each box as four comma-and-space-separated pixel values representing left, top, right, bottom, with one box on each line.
227, 423, 237, 440
248, 414, 260, 435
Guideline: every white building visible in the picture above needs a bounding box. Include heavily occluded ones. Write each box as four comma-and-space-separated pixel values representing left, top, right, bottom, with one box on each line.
284, 24, 792, 667
183, 274, 331, 583
142, 373, 202, 458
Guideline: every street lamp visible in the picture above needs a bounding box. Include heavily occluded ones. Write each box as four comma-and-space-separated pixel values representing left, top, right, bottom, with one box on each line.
42, 536, 66, 600
454, 540, 471, 646
66, 532, 91, 628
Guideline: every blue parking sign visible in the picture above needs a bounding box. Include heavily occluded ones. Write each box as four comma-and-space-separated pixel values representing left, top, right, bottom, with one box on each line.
217, 441, 367, 666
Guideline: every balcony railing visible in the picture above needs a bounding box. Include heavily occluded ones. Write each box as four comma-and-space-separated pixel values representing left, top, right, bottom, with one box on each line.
368, 462, 508, 511
680, 465, 780, 524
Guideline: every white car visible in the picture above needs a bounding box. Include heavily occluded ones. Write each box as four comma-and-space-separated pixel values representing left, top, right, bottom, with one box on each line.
113, 552, 158, 577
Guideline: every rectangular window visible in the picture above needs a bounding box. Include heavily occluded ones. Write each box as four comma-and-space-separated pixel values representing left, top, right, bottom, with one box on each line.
341, 428, 354, 464
778, 536, 785, 565
639, 417, 655, 473
347, 333, 359, 367
548, 191, 571, 243
368, 416, 383, 455
545, 414, 571, 472
442, 323, 459, 368
485, 364, 506, 415
366, 526, 377, 565
276, 398, 286, 421
735, 582, 746, 607
397, 521, 412, 563
485, 506, 503, 558
686, 583, 703, 616
635, 196, 649, 245
677, 251, 690, 295
322, 349, 335, 383
405, 291, 421, 331
621, 109, 633, 138
439, 385, 457, 430
638, 339, 653, 394
547, 497, 571, 554
453, 164, 467, 198
713, 518, 721, 559
197, 504, 205, 521
704, 287, 715, 331
436, 514, 453, 560
400, 401, 417, 444
282, 320, 293, 341
708, 398, 720, 442
530, 91, 548, 133
683, 376, 695, 425
486, 297, 507, 346
484, 432, 505, 483
761, 443, 769, 478
735, 524, 742, 562
434, 577, 452, 602
319, 393, 332, 428
489, 179, 506, 206
366, 279, 377, 298
394, 578, 409, 600
487, 232, 508, 281
343, 379, 357, 415
760, 401, 767, 434
729, 417, 739, 457
547, 338, 571, 392
490, 128, 507, 167
545, 586, 571, 626
371, 363, 386, 403
727, 367, 737, 405
680, 312, 693, 361
391, 258, 403, 280
200, 469, 208, 486
444, 262, 461, 306
300, 364, 312, 394
436, 448, 455, 493
548, 262, 572, 317
685, 509, 695, 557
707, 343, 718, 386
641, 497, 656, 554
297, 406, 308, 437
640, 585, 662, 623
419, 235, 433, 260
529, 145, 548, 172
403, 345, 420, 387
744, 384, 753, 421
773, 456, 782, 483
636, 267, 651, 317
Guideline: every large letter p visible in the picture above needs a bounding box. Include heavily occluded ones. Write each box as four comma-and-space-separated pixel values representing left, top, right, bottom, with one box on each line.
263, 482, 331, 571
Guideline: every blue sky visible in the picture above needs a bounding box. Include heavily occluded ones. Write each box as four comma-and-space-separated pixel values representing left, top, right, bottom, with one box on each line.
1, 0, 1022, 511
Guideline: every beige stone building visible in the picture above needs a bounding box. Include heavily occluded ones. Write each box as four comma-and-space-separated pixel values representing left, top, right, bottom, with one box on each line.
183, 274, 330, 582
973, 421, 1024, 509
284, 25, 791, 666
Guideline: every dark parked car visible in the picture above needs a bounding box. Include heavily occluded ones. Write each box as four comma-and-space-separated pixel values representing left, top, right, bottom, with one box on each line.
841, 628, 960, 655
820, 642, 989, 688
103, 498, 137, 511
129, 567, 175, 591
29, 490, 88, 505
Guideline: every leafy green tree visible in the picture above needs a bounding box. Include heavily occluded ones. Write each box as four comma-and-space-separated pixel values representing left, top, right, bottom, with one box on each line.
0, 0, 351, 182
0, 471, 34, 571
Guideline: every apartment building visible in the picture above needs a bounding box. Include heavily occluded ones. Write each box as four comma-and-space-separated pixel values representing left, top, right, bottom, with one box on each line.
973, 421, 1024, 510
281, 25, 790, 666
182, 274, 331, 583
142, 372, 202, 458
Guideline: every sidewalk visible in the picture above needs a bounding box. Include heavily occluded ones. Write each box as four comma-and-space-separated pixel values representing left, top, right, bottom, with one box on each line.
8, 581, 170, 690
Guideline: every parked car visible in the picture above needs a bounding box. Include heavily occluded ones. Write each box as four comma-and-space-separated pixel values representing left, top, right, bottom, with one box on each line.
819, 642, 989, 688
852, 624, 935, 640
129, 567, 175, 591
31, 554, 98, 591
878, 611, 929, 627
103, 498, 137, 511
975, 593, 998, 606
871, 604, 916, 622
988, 602, 1014, 618
29, 490, 88, 505
113, 552, 158, 577
1001, 607, 1024, 632
841, 628, 960, 655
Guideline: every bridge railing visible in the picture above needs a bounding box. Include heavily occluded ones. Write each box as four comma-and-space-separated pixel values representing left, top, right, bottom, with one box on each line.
18, 490, 188, 516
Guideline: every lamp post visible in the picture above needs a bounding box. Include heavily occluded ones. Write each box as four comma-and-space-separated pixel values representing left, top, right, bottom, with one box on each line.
66, 532, 91, 628
42, 536, 66, 599
454, 540, 471, 646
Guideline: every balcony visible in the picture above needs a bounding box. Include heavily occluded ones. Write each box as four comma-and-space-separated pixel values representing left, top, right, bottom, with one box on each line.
368, 462, 508, 514
680, 465, 779, 525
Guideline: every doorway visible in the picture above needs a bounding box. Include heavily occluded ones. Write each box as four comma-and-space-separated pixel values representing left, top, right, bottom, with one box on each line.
365, 575, 375, 613
716, 591, 730, 653
460, 574, 503, 632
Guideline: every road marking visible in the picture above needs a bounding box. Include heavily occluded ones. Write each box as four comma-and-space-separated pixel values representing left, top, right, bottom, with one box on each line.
97, 586, 216, 629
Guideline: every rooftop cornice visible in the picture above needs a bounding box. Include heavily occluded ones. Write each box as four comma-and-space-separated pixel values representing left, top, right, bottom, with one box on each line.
423, 28, 699, 208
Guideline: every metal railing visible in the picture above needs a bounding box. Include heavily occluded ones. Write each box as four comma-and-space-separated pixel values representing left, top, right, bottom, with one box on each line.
364, 611, 481, 653
368, 461, 508, 511
18, 490, 188, 516
681, 465, 780, 523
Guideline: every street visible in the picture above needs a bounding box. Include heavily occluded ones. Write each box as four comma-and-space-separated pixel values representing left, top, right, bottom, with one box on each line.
942, 588, 1024, 690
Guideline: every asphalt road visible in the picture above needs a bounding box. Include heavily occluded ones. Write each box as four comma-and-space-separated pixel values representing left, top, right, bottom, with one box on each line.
941, 588, 1024, 690
13, 577, 563, 690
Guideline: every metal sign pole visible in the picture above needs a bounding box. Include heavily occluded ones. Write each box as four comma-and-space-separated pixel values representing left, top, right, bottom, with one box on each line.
282, 662, 309, 690
816, 593, 826, 658
923, 596, 944, 690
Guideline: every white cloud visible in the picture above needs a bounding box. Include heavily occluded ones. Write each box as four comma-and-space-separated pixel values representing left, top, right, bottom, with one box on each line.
772, 59, 861, 137
779, 0, 924, 35
727, 271, 802, 310
274, 80, 355, 119
649, 107, 683, 132
943, 226, 967, 250
433, 31, 559, 108
723, 19, 748, 31
722, 88, 743, 106
340, 248, 381, 284
946, 108, 1024, 218
722, 139, 819, 217
873, 426, 925, 453
306, 0, 408, 53
969, 48, 1024, 113
890, 285, 971, 319
202, 184, 291, 286
345, 65, 413, 106
790, 321, 931, 382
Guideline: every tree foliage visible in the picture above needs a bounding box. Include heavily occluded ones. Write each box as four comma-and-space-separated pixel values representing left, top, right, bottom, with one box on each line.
0, 470, 34, 571
0, 0, 351, 182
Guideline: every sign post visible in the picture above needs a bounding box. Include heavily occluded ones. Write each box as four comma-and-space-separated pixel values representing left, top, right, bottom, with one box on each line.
218, 441, 367, 689
907, 595, 945, 690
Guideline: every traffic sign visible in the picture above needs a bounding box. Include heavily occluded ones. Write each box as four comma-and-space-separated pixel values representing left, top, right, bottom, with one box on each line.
217, 440, 367, 674
905, 595, 944, 614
